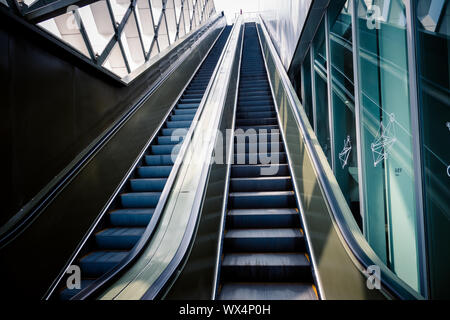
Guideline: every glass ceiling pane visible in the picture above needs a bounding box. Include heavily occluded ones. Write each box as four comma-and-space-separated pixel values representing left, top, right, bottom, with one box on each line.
102, 41, 128, 77
121, 13, 145, 72
150, 0, 163, 24
78, 1, 115, 56
136, 0, 155, 53
109, 0, 130, 24
38, 12, 90, 58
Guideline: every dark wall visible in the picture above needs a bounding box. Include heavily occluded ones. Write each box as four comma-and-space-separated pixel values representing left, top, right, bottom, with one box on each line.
0, 13, 225, 299
1, 12, 169, 227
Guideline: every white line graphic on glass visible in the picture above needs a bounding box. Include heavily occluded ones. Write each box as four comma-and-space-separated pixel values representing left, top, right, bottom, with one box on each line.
371, 113, 397, 167
339, 135, 352, 169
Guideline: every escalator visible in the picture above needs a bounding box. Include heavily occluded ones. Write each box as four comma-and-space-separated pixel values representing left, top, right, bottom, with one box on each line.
57, 25, 232, 300
216, 23, 318, 300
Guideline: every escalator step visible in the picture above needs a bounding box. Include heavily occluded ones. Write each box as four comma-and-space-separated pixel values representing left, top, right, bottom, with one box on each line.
230, 176, 292, 192
109, 208, 154, 226
95, 227, 145, 249
233, 152, 287, 165
130, 178, 167, 192
138, 166, 173, 178
227, 208, 300, 229
145, 155, 175, 166
157, 135, 185, 145
218, 283, 317, 300
221, 253, 312, 282
224, 228, 305, 252
231, 164, 290, 177
80, 251, 129, 277
151, 144, 180, 155
166, 120, 192, 128
236, 118, 278, 126
229, 191, 296, 209
121, 192, 161, 208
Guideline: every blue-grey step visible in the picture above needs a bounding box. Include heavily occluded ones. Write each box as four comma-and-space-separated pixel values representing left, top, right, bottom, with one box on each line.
177, 103, 199, 109
236, 111, 276, 119
218, 283, 317, 300
80, 251, 128, 277
227, 208, 299, 229
161, 128, 189, 136
151, 144, 180, 155
236, 125, 279, 132
234, 142, 284, 154
236, 118, 278, 126
130, 178, 167, 192
121, 192, 161, 208
138, 165, 172, 178
145, 155, 175, 166
235, 105, 273, 113
231, 164, 289, 177
238, 100, 273, 107
109, 208, 154, 226
230, 176, 292, 192
170, 114, 195, 121
166, 120, 192, 128
95, 227, 145, 249
180, 98, 202, 104
221, 253, 311, 282
224, 228, 305, 253
229, 191, 296, 209
158, 135, 185, 145
233, 152, 287, 165
174, 109, 197, 115
234, 133, 281, 143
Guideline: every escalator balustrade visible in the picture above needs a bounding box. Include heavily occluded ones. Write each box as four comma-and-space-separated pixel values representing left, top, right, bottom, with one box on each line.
58, 26, 232, 300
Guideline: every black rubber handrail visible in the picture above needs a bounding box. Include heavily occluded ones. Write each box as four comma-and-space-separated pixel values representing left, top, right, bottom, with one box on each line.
257, 16, 423, 301
0, 14, 223, 250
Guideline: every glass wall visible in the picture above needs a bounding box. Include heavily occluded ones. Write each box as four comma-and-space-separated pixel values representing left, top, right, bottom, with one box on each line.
355, 0, 420, 291
313, 19, 332, 164
328, 0, 362, 228
292, 0, 442, 295
414, 0, 450, 298
301, 49, 314, 127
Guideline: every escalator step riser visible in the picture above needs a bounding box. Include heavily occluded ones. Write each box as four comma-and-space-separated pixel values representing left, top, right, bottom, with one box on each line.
151, 144, 180, 155
227, 211, 300, 229
166, 121, 192, 128
221, 265, 312, 282
145, 155, 175, 166
109, 209, 154, 227
233, 143, 285, 154
229, 193, 296, 209
95, 229, 144, 250
121, 193, 161, 208
224, 236, 305, 253
233, 153, 287, 165
138, 166, 173, 178
235, 118, 278, 126
158, 135, 185, 145
230, 177, 292, 192
130, 179, 167, 192
231, 165, 290, 177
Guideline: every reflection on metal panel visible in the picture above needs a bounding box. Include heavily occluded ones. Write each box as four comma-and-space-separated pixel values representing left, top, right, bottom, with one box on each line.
259, 0, 312, 69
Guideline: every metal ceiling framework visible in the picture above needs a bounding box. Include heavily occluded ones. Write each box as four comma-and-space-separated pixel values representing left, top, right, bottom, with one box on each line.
2, 0, 216, 77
